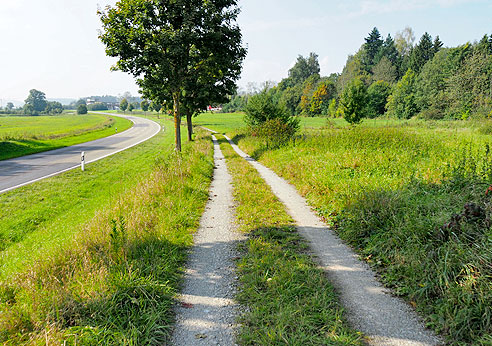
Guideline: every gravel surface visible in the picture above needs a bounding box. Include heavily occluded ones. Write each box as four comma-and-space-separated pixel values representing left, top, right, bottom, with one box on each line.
171, 135, 243, 346
224, 135, 442, 346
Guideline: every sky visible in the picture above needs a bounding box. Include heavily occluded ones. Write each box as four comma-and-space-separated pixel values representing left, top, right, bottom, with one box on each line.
0, 0, 490, 104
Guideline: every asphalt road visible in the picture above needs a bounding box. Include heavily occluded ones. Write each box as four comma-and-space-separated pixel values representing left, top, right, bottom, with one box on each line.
0, 113, 161, 194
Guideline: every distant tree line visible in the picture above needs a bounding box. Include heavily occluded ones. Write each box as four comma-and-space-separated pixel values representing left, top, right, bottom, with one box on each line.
223, 27, 492, 122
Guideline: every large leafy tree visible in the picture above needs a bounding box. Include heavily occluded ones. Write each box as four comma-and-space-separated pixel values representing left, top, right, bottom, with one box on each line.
24, 89, 47, 114
99, 0, 246, 151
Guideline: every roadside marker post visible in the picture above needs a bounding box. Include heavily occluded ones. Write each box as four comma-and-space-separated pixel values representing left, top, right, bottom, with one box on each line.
81, 152, 85, 171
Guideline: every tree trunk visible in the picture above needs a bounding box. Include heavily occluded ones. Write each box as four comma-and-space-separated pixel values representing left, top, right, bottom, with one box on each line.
186, 112, 193, 141
173, 92, 182, 152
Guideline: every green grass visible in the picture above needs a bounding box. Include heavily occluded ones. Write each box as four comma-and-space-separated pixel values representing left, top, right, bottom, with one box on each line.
0, 113, 132, 160
227, 122, 492, 345
0, 119, 214, 345
217, 135, 363, 345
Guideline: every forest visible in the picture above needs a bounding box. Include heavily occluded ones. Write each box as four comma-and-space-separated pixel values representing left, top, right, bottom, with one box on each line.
223, 27, 492, 122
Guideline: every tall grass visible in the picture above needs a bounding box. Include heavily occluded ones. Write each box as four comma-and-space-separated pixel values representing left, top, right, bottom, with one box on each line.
217, 135, 363, 345
233, 124, 492, 344
0, 131, 214, 345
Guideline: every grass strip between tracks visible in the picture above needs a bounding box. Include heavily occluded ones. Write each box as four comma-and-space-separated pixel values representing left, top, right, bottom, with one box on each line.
0, 129, 214, 345
217, 134, 363, 345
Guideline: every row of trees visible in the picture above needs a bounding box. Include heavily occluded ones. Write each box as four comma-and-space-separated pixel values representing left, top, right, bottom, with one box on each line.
19, 89, 64, 115
225, 27, 492, 123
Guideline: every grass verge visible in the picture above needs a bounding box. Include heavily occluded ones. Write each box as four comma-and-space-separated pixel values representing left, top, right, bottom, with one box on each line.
232, 125, 492, 345
216, 135, 363, 345
0, 128, 214, 345
0, 113, 132, 160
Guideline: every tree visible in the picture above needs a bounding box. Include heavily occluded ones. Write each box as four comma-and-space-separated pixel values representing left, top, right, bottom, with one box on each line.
25, 89, 47, 114
99, 0, 246, 152
128, 103, 134, 112
6, 102, 14, 112
367, 80, 391, 118
45, 101, 63, 115
371, 56, 397, 84
362, 27, 384, 72
309, 80, 336, 115
395, 26, 415, 57
386, 69, 418, 119
77, 104, 88, 115
286, 53, 320, 86
119, 98, 128, 112
244, 88, 299, 131
337, 78, 367, 125
141, 100, 149, 113
433, 35, 444, 54
409, 32, 436, 73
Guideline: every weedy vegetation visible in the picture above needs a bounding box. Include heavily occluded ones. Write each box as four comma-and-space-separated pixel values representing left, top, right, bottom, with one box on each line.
229, 119, 492, 345
217, 135, 363, 345
0, 125, 214, 345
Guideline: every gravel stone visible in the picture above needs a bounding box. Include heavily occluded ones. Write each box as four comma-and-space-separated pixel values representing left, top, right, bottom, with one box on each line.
171, 135, 243, 346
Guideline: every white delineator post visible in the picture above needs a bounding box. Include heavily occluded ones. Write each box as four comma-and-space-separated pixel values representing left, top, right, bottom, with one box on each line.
81, 152, 85, 171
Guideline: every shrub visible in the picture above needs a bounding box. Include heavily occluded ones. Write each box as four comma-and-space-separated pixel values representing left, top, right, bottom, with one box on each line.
244, 89, 299, 142
77, 104, 88, 115
255, 118, 297, 149
337, 78, 367, 125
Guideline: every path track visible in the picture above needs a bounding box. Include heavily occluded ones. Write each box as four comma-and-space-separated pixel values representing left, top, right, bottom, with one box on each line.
171, 135, 242, 345
223, 135, 441, 346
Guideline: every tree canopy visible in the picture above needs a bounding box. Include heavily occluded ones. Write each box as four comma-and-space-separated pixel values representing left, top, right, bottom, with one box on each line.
99, 0, 246, 151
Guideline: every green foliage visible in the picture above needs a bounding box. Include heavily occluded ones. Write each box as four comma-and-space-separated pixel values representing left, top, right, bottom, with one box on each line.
87, 102, 109, 112
128, 103, 134, 112
119, 98, 128, 112
24, 89, 47, 114
284, 52, 320, 87
140, 100, 149, 112
367, 80, 391, 118
337, 78, 367, 124
409, 32, 436, 73
45, 101, 64, 115
99, 0, 246, 151
244, 89, 299, 132
386, 69, 418, 119
362, 27, 384, 72
77, 104, 88, 115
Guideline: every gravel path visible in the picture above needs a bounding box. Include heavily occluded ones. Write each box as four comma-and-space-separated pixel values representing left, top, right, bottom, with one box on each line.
224, 135, 442, 346
171, 135, 242, 346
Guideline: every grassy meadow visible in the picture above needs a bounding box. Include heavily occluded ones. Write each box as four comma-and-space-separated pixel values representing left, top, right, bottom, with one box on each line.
0, 118, 214, 345
200, 112, 492, 345
0, 113, 132, 160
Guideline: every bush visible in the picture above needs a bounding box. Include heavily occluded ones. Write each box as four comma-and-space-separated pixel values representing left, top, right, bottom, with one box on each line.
244, 90, 299, 130
337, 78, 367, 125
255, 118, 297, 149
77, 104, 88, 115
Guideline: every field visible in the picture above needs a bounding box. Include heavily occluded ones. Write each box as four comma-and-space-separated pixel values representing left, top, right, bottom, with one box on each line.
0, 113, 132, 160
196, 112, 492, 345
0, 117, 214, 344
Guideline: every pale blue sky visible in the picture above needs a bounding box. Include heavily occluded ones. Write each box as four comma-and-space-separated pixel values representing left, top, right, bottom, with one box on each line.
0, 0, 490, 103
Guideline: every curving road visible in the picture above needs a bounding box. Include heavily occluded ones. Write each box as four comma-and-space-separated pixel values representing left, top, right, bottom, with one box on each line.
0, 113, 161, 194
